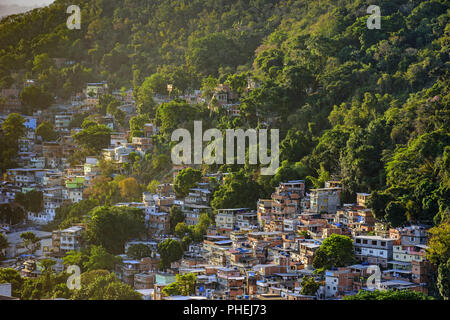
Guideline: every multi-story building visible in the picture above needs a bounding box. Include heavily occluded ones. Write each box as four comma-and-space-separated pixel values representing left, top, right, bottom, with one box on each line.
215, 208, 258, 233
294, 239, 322, 267
134, 272, 156, 290
54, 114, 72, 132
65, 176, 84, 203
183, 186, 212, 226
309, 187, 341, 214
6, 168, 47, 188
356, 193, 371, 208
354, 236, 394, 268
325, 268, 357, 298
110, 132, 128, 147
147, 212, 169, 236
132, 137, 153, 155
0, 88, 21, 113
52, 226, 84, 256
215, 267, 245, 300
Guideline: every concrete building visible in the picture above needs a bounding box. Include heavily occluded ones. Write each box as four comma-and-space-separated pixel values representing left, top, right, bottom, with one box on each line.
354, 236, 394, 268
309, 187, 341, 214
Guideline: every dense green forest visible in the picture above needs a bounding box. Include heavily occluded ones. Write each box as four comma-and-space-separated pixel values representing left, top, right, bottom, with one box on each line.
0, 0, 449, 229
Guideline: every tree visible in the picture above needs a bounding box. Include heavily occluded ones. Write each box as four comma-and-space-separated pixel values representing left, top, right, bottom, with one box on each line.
15, 190, 44, 214
15, 190, 44, 213
39, 258, 56, 274
72, 273, 142, 300
20, 232, 41, 255
173, 168, 202, 197
137, 76, 158, 115
63, 249, 90, 273
82, 176, 120, 205
300, 276, 320, 296
51, 199, 98, 230
0, 268, 24, 297
80, 269, 110, 288
19, 85, 53, 114
155, 100, 201, 137
36, 121, 57, 141
0, 203, 26, 226
343, 289, 434, 300
186, 32, 241, 76
32, 53, 53, 74
312, 234, 355, 272
83, 245, 122, 271
0, 113, 26, 173
118, 177, 141, 202
86, 206, 145, 254
427, 220, 450, 266
175, 222, 190, 239
129, 114, 152, 138
162, 273, 196, 297
157, 239, 184, 270
146, 180, 160, 193
1, 113, 26, 142
127, 244, 152, 260
73, 124, 112, 152
169, 206, 185, 234
437, 258, 450, 300
211, 170, 263, 210
280, 129, 313, 163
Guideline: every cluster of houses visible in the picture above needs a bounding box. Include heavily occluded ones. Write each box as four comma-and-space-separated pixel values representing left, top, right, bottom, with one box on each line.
0, 78, 436, 300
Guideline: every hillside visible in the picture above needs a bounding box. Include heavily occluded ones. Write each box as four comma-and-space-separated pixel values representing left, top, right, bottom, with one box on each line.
0, 0, 449, 228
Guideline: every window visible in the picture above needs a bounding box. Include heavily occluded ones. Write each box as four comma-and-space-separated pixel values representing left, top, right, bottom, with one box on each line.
380, 241, 386, 247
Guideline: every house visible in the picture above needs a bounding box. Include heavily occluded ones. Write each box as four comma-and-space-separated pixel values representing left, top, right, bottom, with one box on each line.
102, 145, 134, 163
110, 132, 128, 147
147, 212, 170, 236
6, 168, 47, 188
215, 267, 245, 300
183, 186, 212, 226
356, 193, 371, 208
324, 268, 359, 298
42, 142, 63, 168
0, 88, 21, 113
270, 181, 305, 220
295, 239, 322, 267
83, 157, 100, 182
134, 272, 156, 289
86, 82, 108, 98
215, 208, 258, 234
210, 84, 238, 109
65, 176, 84, 203
143, 123, 158, 137
132, 137, 153, 155
52, 226, 84, 256
4, 230, 52, 259
54, 114, 72, 132
309, 187, 341, 214
354, 235, 394, 268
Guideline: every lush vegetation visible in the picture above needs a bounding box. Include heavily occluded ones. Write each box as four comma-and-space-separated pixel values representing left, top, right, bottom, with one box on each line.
312, 234, 355, 272
0, 0, 448, 301
343, 289, 434, 300
1, 0, 448, 230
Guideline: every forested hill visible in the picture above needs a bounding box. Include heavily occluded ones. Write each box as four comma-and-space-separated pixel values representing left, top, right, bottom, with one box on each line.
0, 0, 449, 228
